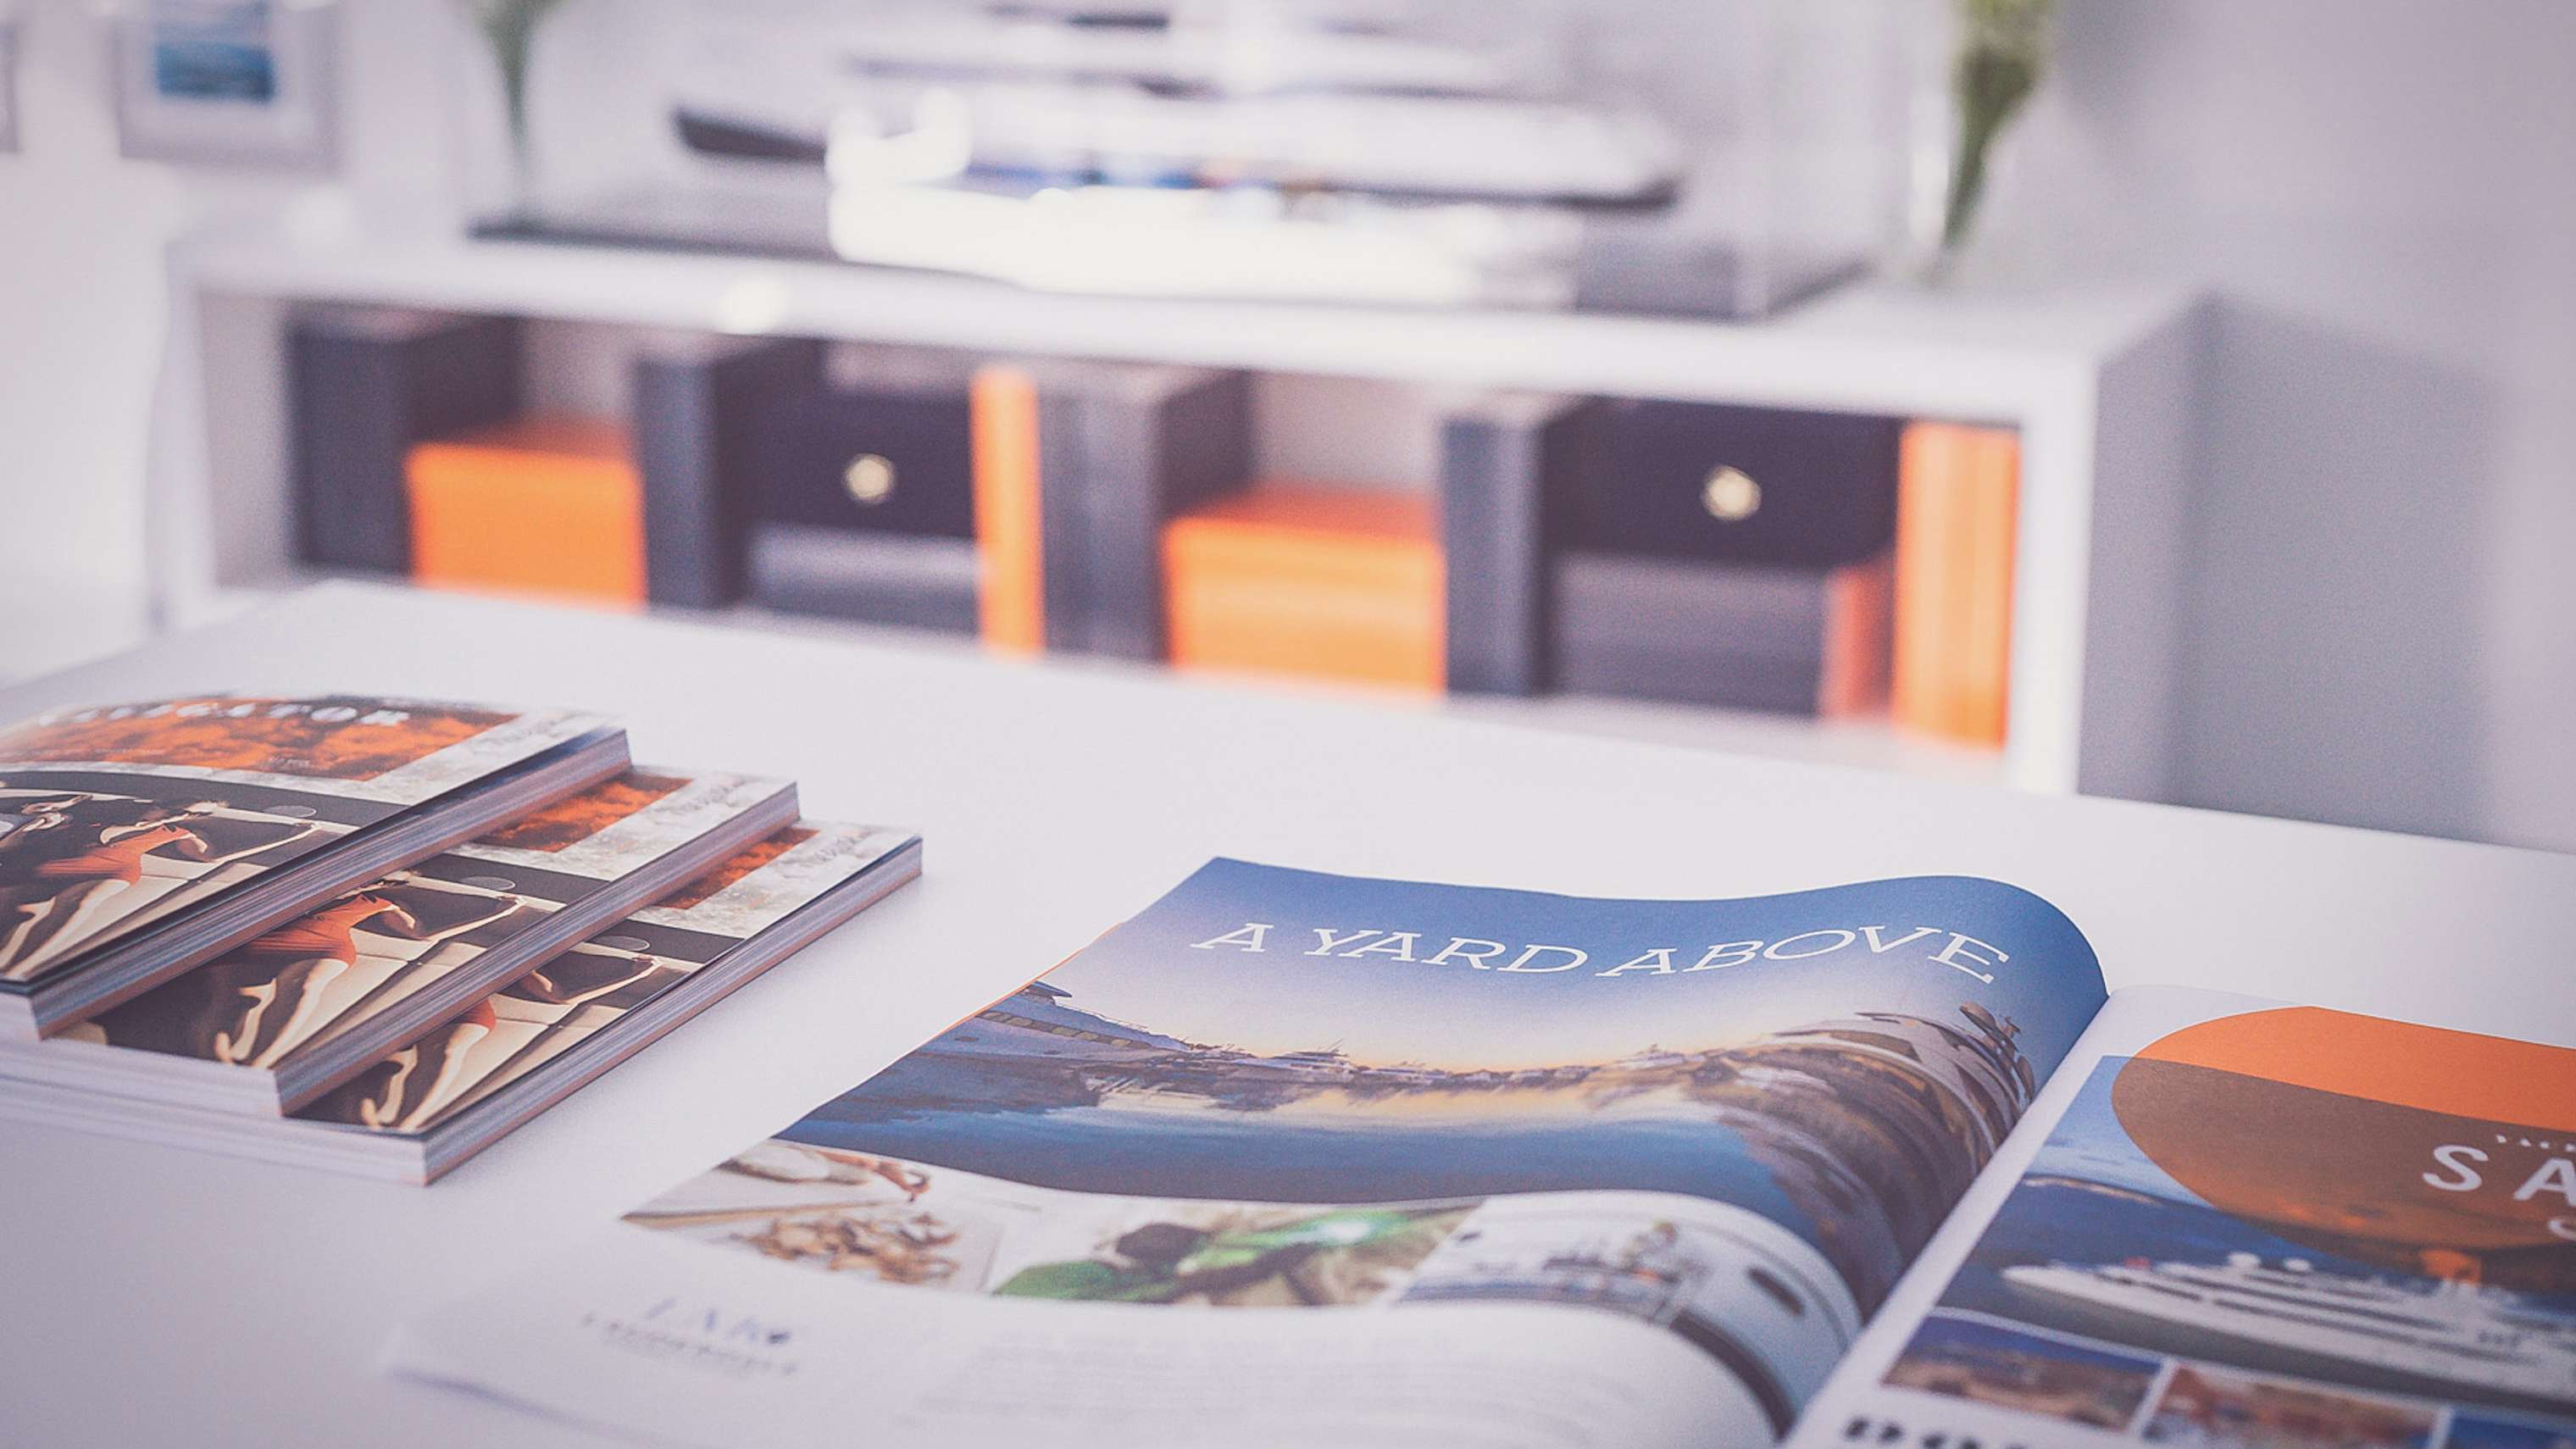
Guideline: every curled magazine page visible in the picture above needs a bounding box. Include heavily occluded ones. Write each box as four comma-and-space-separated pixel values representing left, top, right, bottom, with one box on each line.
390, 859, 2109, 1447
1795, 986, 2576, 1449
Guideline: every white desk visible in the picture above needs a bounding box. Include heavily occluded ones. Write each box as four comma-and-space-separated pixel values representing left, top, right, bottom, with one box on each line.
3, 583, 2570, 1447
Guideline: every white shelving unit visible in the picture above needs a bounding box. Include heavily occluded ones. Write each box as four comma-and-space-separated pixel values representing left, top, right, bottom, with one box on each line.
147, 215, 2205, 800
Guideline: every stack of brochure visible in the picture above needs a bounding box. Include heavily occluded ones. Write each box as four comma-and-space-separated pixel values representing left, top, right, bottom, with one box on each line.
0, 694, 919, 1182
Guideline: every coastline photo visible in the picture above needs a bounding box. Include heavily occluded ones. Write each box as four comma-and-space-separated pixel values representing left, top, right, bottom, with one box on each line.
780, 978, 2035, 1318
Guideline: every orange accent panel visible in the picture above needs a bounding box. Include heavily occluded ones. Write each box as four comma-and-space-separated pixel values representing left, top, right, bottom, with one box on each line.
1892, 423, 2018, 746
1818, 554, 1893, 718
2139, 1006, 2576, 1133
2117, 1012, 2576, 1287
970, 367, 1044, 655
406, 416, 643, 608
1163, 484, 1444, 692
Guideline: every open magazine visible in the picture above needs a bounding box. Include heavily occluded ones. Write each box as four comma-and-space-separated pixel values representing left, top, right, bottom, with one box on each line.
388, 861, 2576, 1447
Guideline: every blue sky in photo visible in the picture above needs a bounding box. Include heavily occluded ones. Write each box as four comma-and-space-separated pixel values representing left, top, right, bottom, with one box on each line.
1035, 859, 2109, 1072
2025, 1058, 2212, 1205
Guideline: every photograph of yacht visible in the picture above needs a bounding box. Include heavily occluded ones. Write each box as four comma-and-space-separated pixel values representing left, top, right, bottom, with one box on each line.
938, 979, 1199, 1067
2003, 1252, 2576, 1420
1400, 1190, 1861, 1427
1893, 1052, 2576, 1429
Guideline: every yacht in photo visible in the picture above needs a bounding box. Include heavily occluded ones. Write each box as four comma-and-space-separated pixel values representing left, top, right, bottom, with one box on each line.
1755, 1009, 2037, 1158
1225, 1046, 1359, 1085
935, 980, 1197, 1066
2001, 1252, 2576, 1417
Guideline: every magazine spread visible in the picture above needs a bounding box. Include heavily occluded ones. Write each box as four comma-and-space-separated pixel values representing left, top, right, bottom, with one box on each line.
0, 696, 608, 988
390, 858, 2112, 1446
22, 768, 793, 1111
1790, 987, 2576, 1449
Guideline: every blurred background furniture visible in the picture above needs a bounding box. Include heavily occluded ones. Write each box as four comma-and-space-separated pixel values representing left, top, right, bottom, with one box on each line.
148, 222, 2199, 798
8, 0, 2573, 852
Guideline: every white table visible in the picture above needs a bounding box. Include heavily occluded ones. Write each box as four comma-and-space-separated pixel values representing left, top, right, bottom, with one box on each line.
4, 582, 2570, 1447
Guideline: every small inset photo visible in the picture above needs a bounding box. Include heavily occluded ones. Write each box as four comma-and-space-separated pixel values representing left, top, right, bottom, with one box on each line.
2141, 1363, 2436, 1449
1884, 1312, 2161, 1432
623, 1141, 1025, 1293
992, 1198, 1475, 1307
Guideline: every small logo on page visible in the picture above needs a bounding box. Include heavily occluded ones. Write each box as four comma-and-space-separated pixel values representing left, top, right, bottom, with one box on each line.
578, 1294, 803, 1380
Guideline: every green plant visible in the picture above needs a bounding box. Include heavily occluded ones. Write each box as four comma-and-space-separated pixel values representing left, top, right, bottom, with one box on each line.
461, 0, 569, 164
1942, 0, 2053, 261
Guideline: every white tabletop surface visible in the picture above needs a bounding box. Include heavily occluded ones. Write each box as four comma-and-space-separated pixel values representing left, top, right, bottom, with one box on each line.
4, 582, 2572, 1447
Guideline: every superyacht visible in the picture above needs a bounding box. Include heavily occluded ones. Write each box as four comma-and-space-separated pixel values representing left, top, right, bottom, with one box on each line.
2003, 1251, 2576, 1417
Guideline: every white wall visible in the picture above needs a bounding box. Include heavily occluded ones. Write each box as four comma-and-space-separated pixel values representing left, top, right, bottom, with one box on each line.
0, 0, 2569, 852
1984, 0, 2576, 849
0, 0, 461, 677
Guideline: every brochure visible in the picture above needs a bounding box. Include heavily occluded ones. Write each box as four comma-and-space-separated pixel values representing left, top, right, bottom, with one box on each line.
0, 821, 924, 1183
0, 695, 627, 1035
386, 860, 2576, 1447
3, 767, 797, 1113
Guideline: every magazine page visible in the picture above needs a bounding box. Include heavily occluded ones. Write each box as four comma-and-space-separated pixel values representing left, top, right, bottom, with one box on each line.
390, 859, 2108, 1448
0, 695, 605, 985
1791, 986, 2576, 1449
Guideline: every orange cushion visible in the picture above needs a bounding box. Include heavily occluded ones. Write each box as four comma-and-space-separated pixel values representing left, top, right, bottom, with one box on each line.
1892, 422, 2018, 745
1163, 485, 1444, 692
406, 417, 644, 608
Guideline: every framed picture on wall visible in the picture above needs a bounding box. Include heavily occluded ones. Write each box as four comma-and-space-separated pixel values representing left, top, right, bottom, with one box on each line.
110, 0, 337, 167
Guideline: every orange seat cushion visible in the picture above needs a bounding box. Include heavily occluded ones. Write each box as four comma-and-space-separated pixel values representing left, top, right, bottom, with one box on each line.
407, 416, 643, 608
1163, 486, 1444, 692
